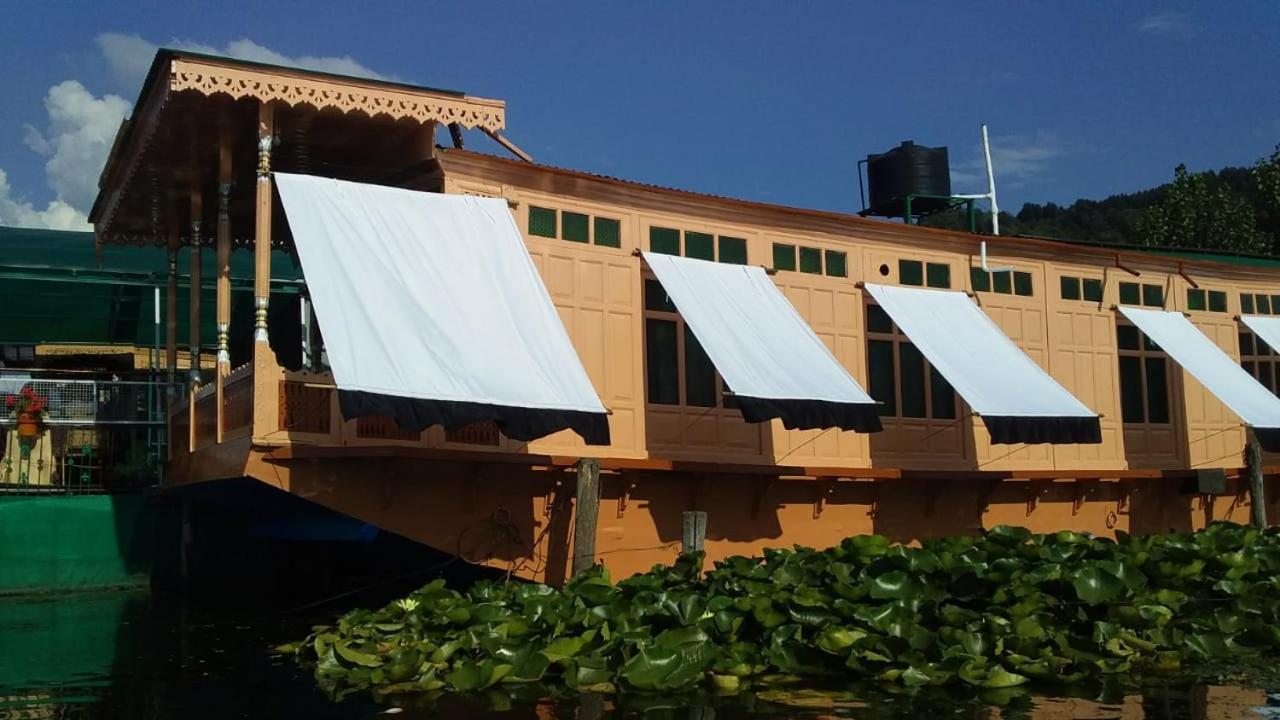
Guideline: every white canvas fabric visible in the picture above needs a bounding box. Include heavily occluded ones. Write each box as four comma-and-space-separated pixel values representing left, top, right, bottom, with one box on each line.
274, 173, 609, 443
1120, 307, 1280, 434
1242, 315, 1280, 356
641, 252, 879, 431
863, 283, 1100, 444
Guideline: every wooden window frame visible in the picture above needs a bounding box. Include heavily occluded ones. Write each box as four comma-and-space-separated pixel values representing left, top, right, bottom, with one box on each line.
642, 276, 724, 408
1240, 330, 1280, 398
865, 303, 957, 420
1116, 322, 1173, 425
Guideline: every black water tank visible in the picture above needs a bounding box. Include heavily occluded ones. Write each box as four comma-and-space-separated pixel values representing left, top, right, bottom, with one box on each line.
865, 141, 952, 217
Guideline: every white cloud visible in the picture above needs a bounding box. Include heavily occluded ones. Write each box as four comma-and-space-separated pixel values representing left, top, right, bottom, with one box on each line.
0, 168, 91, 230
95, 32, 390, 92
951, 131, 1066, 191
1136, 12, 1195, 37
2, 35, 386, 230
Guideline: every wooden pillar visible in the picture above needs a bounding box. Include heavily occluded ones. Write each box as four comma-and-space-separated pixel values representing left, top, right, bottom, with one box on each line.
682, 510, 707, 555
1246, 434, 1267, 528
254, 102, 274, 345
166, 235, 178, 383
188, 190, 203, 385
215, 141, 232, 371
571, 458, 600, 578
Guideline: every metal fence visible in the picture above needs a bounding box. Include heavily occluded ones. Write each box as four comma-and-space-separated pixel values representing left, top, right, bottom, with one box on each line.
1, 377, 181, 494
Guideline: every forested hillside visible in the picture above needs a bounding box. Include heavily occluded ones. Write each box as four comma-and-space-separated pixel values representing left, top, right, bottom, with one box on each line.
922, 145, 1280, 256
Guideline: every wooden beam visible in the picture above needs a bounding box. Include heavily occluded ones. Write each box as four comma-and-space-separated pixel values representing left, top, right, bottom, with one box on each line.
448, 122, 464, 149
571, 458, 601, 578
1247, 434, 1267, 527
166, 233, 179, 382
482, 129, 533, 163
253, 102, 274, 345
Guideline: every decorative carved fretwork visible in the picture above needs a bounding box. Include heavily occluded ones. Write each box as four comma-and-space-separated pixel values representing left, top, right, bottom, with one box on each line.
170, 58, 505, 132
356, 415, 420, 441
278, 381, 332, 434
221, 375, 254, 434
445, 421, 500, 446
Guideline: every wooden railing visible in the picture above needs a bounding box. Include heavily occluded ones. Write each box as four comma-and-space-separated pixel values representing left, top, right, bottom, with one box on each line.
221, 363, 254, 438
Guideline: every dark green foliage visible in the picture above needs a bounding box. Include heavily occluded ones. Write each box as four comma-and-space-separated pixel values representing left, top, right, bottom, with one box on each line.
289, 523, 1280, 700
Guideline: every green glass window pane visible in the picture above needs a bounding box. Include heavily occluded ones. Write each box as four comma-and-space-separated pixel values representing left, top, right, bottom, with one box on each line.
1272, 296, 1280, 314
825, 250, 847, 277
562, 211, 589, 243
899, 342, 927, 418
594, 217, 621, 248
718, 236, 747, 265
926, 262, 951, 289
645, 319, 679, 405
1259, 295, 1272, 314
1143, 333, 1161, 352
650, 227, 680, 256
1118, 356, 1144, 423
1145, 357, 1170, 423
899, 259, 924, 286
799, 247, 823, 274
993, 270, 1013, 295
1083, 279, 1103, 303
1119, 282, 1140, 305
684, 326, 717, 407
866, 304, 893, 334
1142, 284, 1164, 308
529, 206, 557, 238
644, 279, 677, 313
930, 367, 956, 420
1240, 331, 1255, 356
1060, 276, 1081, 301
1117, 324, 1140, 350
868, 340, 896, 417
1013, 271, 1033, 297
1186, 288, 1206, 311
1208, 290, 1227, 313
970, 267, 991, 292
1259, 363, 1275, 393
1244, 360, 1257, 379
772, 243, 797, 271
1242, 294, 1256, 314
685, 231, 714, 260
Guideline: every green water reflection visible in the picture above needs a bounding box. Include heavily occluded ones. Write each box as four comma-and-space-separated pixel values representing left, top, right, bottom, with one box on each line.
0, 591, 1275, 719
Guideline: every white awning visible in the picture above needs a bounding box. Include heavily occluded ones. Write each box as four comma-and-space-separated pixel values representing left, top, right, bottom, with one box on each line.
641, 252, 880, 432
274, 173, 609, 444
1120, 307, 1280, 450
863, 283, 1101, 444
1242, 315, 1280, 356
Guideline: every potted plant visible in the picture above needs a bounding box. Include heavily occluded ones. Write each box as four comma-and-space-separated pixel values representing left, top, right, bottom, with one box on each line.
6, 386, 49, 438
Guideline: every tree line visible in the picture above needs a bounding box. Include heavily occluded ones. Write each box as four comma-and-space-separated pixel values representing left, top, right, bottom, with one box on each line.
923, 145, 1280, 256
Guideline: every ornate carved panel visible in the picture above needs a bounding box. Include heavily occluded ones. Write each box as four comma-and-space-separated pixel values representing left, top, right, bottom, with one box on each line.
221, 376, 254, 434
445, 421, 500, 446
357, 415, 421, 441
278, 381, 332, 434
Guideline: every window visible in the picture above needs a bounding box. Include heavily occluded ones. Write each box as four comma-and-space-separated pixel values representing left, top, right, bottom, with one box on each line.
825, 250, 848, 278
719, 237, 748, 265
926, 263, 951, 289
1186, 288, 1227, 313
865, 304, 957, 419
799, 247, 823, 274
644, 280, 723, 407
1060, 276, 1081, 301
1013, 271, 1033, 297
992, 271, 1012, 295
529, 206, 557, 238
1116, 323, 1171, 424
1208, 291, 1227, 313
1119, 282, 1164, 308
1083, 279, 1103, 303
650, 227, 681, 256
1242, 293, 1280, 316
773, 243, 797, 271
531, 206, 623, 248
594, 217, 621, 248
899, 260, 924, 286
1240, 330, 1279, 397
970, 267, 991, 293
972, 268, 1030, 296
685, 231, 714, 261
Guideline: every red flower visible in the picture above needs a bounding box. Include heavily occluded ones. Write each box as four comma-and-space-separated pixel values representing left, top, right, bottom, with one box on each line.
4, 395, 13, 407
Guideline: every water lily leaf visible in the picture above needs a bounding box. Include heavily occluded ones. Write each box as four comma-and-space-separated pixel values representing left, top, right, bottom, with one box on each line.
816, 627, 866, 655
540, 633, 593, 663
869, 570, 926, 601
1072, 565, 1127, 604
334, 642, 382, 668
981, 667, 1029, 688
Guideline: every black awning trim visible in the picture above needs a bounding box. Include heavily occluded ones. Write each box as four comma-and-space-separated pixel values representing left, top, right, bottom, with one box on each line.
338, 390, 611, 446
981, 415, 1102, 445
1253, 427, 1280, 453
726, 395, 883, 433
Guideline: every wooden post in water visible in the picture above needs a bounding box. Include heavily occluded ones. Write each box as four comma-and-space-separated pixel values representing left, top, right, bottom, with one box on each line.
571, 458, 600, 578
1246, 434, 1267, 528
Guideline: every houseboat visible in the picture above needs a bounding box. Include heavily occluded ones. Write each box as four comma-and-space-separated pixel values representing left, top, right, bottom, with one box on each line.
89, 49, 1280, 585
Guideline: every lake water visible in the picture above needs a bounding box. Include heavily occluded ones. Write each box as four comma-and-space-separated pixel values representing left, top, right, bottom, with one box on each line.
0, 591, 1276, 719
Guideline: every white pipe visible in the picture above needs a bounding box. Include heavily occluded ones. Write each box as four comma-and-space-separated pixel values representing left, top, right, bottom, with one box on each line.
980, 240, 1013, 274
981, 124, 999, 236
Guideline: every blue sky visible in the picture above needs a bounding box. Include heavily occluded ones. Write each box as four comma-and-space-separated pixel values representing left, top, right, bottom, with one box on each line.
0, 2, 1276, 230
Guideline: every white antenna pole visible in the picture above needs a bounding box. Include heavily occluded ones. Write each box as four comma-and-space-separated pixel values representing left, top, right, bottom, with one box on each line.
981, 123, 999, 236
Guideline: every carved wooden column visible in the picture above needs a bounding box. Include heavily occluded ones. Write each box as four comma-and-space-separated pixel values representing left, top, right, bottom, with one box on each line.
166, 234, 179, 384
188, 190, 203, 385
254, 103, 274, 346
216, 142, 232, 371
